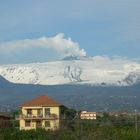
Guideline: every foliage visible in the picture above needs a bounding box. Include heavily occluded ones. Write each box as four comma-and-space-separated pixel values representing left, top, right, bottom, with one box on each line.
0, 119, 140, 140
61, 106, 77, 120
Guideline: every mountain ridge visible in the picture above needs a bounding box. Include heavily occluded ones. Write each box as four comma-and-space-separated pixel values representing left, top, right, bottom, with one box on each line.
0, 57, 140, 86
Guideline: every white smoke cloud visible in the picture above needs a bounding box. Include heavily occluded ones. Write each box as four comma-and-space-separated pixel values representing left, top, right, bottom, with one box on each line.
0, 33, 86, 57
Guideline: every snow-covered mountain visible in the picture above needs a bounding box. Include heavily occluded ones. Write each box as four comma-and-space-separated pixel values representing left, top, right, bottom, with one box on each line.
0, 56, 140, 86
123, 72, 140, 85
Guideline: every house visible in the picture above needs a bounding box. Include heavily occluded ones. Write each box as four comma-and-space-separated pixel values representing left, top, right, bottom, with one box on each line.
80, 111, 97, 120
0, 113, 11, 128
17, 95, 63, 130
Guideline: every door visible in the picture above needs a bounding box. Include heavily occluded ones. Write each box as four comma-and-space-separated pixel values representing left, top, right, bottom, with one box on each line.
36, 120, 42, 128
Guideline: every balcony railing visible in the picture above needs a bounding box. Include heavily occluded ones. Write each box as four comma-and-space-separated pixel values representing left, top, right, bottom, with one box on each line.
16, 114, 58, 120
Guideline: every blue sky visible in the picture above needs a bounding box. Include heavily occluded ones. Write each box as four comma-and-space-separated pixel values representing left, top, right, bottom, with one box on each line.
0, 0, 140, 64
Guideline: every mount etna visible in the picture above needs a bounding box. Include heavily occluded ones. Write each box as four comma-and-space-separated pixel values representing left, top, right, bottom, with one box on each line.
0, 56, 140, 112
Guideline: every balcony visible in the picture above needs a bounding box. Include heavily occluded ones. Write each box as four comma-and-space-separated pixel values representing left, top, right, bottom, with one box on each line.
16, 114, 58, 120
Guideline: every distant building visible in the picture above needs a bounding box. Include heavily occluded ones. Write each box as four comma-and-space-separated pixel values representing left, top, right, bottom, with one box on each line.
17, 95, 63, 130
109, 111, 134, 117
80, 111, 97, 120
0, 113, 11, 128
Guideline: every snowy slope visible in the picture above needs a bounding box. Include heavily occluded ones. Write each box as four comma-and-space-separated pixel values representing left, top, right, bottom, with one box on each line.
0, 56, 140, 86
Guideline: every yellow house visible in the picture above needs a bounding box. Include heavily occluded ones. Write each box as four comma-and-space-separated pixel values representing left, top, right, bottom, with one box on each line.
17, 95, 63, 130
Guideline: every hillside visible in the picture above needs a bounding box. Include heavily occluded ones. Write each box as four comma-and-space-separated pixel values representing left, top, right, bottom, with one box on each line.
0, 76, 140, 112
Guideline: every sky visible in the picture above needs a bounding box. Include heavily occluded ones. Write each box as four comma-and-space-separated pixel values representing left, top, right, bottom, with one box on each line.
0, 0, 140, 64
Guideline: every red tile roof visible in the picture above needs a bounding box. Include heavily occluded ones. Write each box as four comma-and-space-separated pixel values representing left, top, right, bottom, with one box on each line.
20, 95, 62, 107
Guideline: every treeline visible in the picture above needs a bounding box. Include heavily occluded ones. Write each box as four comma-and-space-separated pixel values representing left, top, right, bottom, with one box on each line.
0, 119, 140, 140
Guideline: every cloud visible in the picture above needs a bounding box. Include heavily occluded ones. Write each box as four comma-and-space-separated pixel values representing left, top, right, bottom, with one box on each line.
92, 55, 138, 67
0, 33, 86, 57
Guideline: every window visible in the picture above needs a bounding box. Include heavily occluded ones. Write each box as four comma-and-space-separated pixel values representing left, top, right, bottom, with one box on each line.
27, 109, 32, 115
25, 120, 31, 127
45, 108, 50, 116
45, 121, 50, 127
37, 109, 42, 116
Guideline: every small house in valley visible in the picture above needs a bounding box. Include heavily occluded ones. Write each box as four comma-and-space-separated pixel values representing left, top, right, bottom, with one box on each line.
80, 111, 97, 120
0, 113, 11, 128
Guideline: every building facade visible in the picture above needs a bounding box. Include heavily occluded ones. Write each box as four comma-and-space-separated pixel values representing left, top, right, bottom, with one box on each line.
0, 113, 11, 128
80, 111, 96, 120
17, 95, 62, 130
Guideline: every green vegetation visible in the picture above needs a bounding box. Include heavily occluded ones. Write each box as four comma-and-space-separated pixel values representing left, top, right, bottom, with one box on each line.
61, 106, 77, 120
0, 111, 140, 140
0, 119, 140, 140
